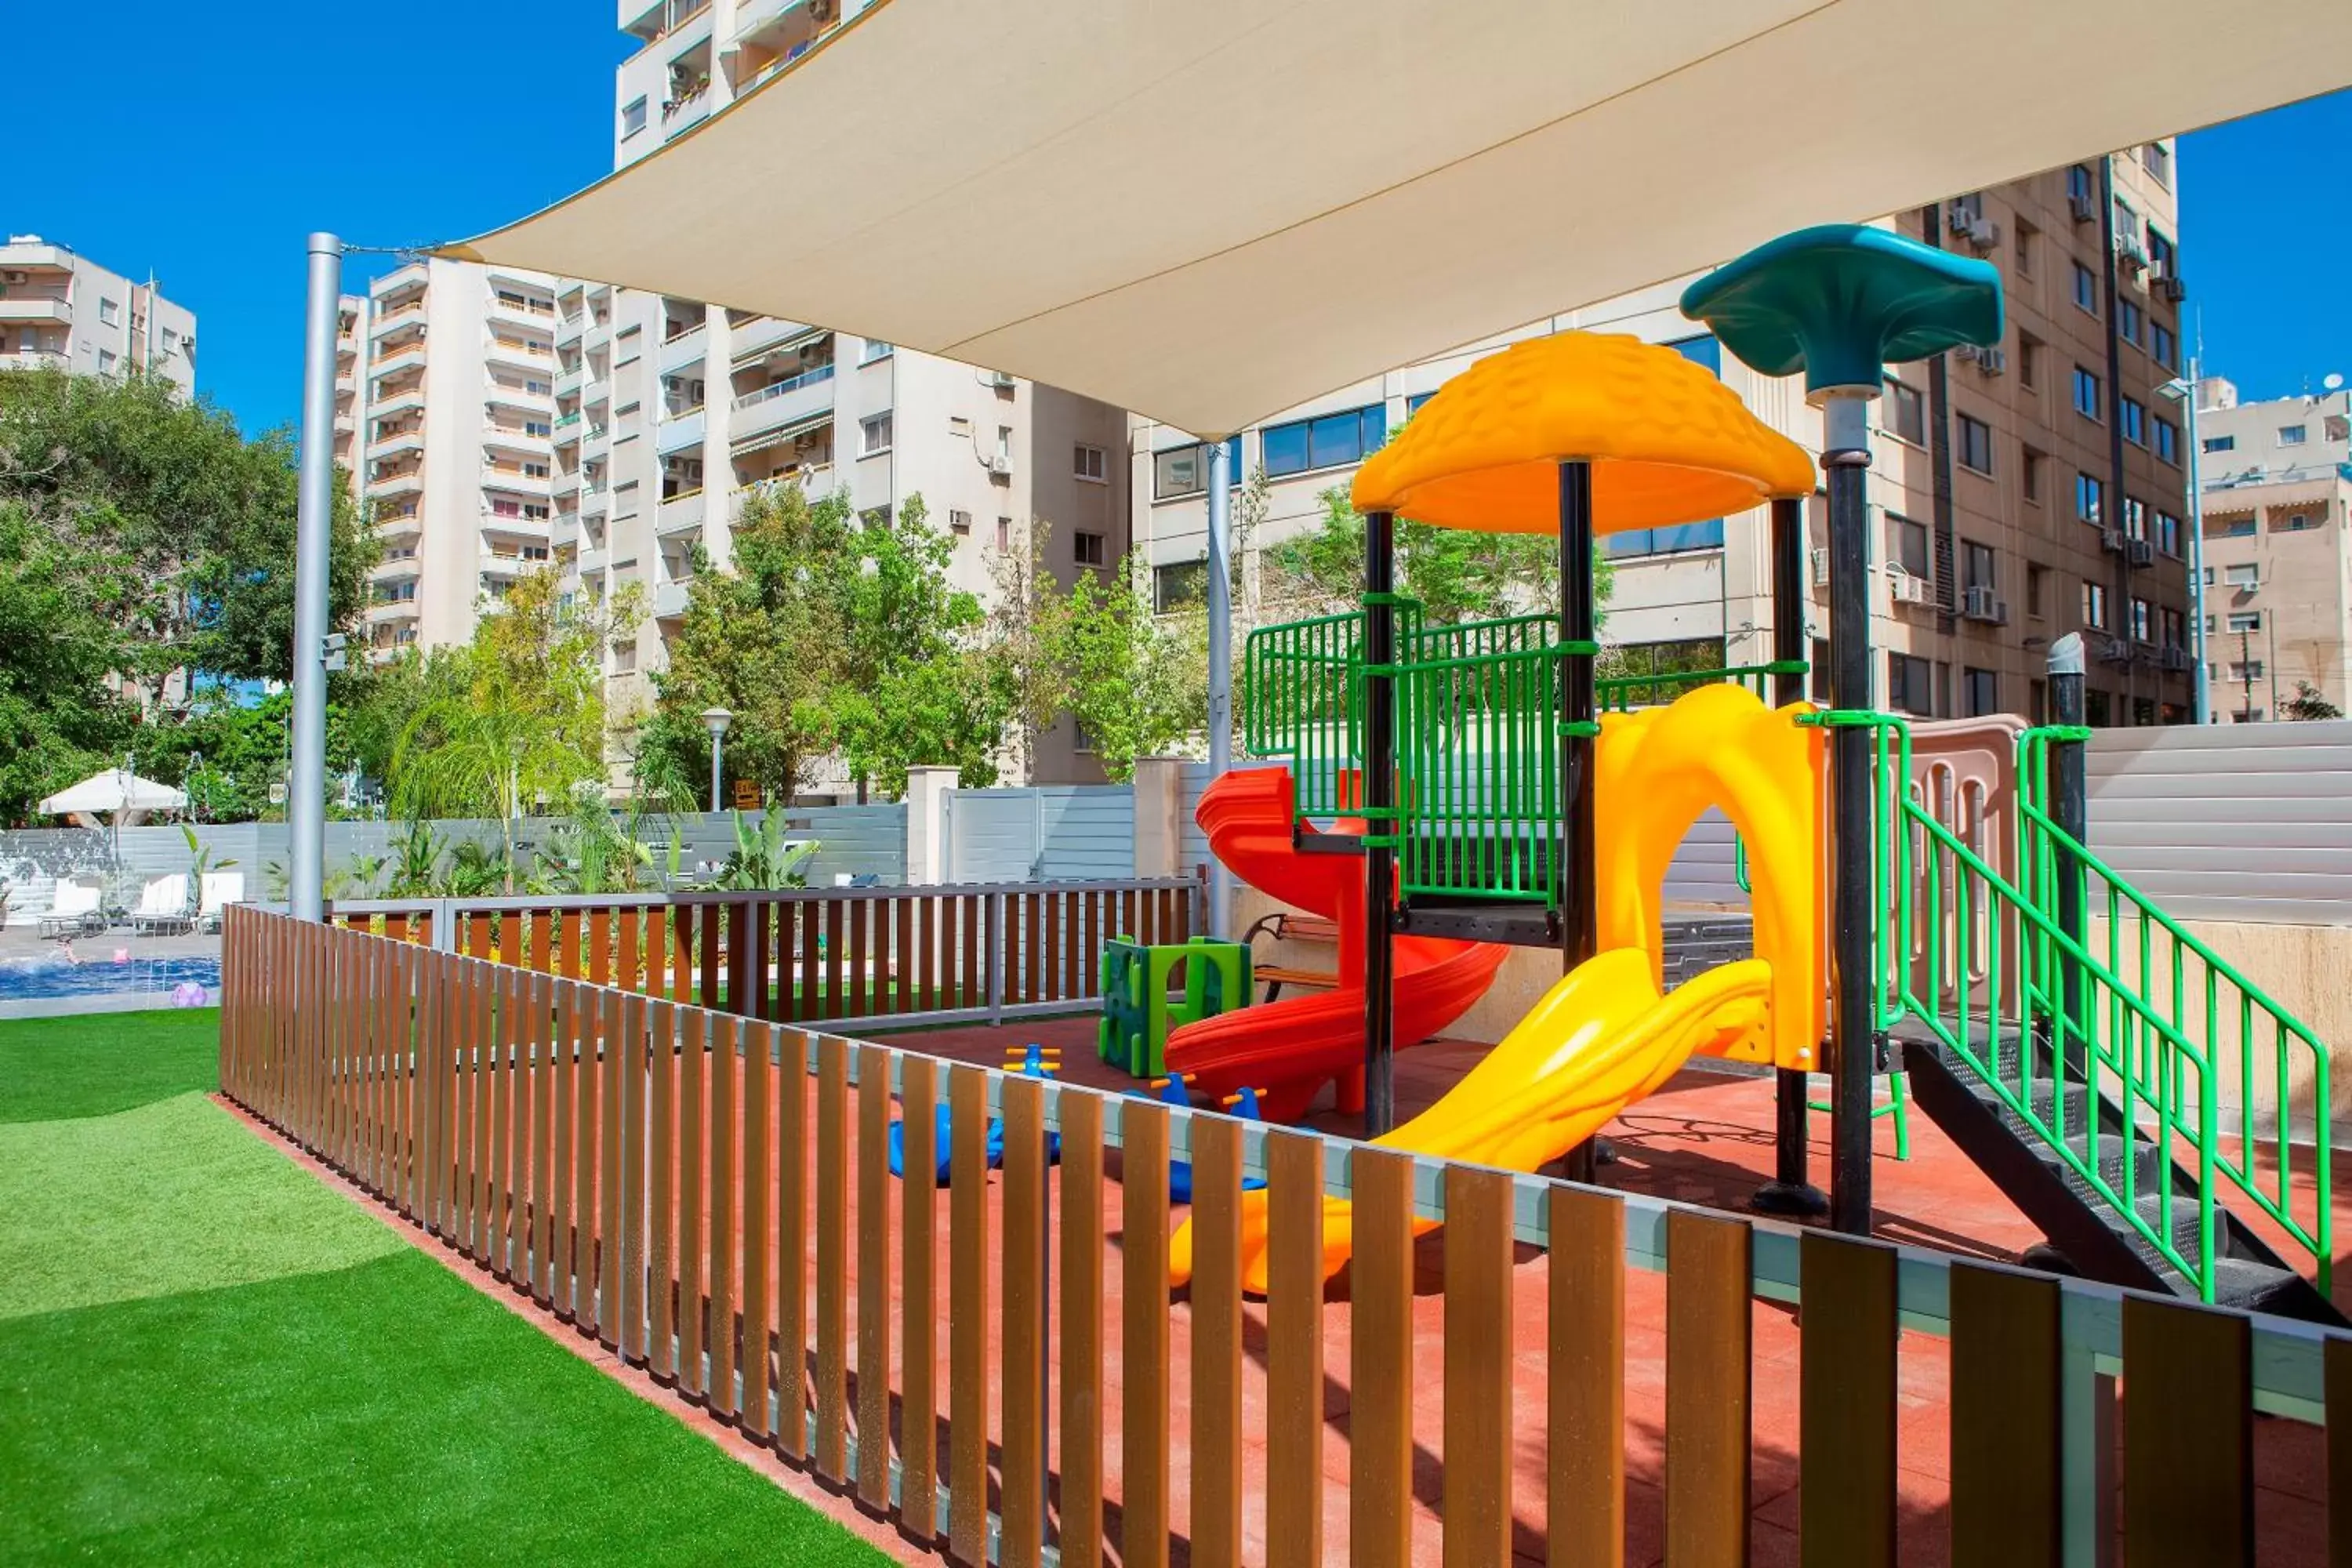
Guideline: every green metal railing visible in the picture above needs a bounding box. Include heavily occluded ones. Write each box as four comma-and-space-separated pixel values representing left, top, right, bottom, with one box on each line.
2013, 727, 2332, 1295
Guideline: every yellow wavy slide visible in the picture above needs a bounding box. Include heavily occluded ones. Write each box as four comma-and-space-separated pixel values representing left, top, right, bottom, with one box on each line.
1168, 684, 1825, 1293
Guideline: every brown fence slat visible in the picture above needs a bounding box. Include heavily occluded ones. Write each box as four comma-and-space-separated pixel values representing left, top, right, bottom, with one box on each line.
1058, 1088, 1105, 1568
1001, 1074, 1047, 1568
815, 1033, 851, 1481
2122, 1295, 2252, 1568
1120, 1097, 1171, 1568
1040, 891, 1062, 1005
708, 1012, 740, 1416
1548, 1185, 1624, 1568
572, 980, 601, 1320
697, 902, 720, 1011
1191, 1113, 1244, 1568
618, 909, 641, 996
825, 899, 846, 1023
895, 896, 916, 1014
963, 895, 982, 1013
739, 1019, 775, 1438
550, 979, 578, 1309
677, 1005, 707, 1394
848, 898, 871, 1022
616, 993, 648, 1360
1798, 1232, 1897, 1568
1443, 1164, 1514, 1568
648, 999, 677, 1380
528, 909, 552, 975
948, 1064, 993, 1564
597, 987, 625, 1346
467, 913, 492, 961
855, 1044, 892, 1508
800, 901, 822, 1025
917, 895, 938, 1014
506, 963, 532, 1279
1352, 1145, 1416, 1568
1665, 1209, 1751, 1568
1265, 1129, 1326, 1566
1947, 1262, 2060, 1568
900, 1054, 939, 1538
488, 964, 516, 1279
777, 1028, 810, 1461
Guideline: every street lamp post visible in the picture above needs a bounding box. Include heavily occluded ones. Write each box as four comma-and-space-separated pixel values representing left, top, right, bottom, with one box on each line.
2158, 365, 2209, 723
701, 706, 734, 812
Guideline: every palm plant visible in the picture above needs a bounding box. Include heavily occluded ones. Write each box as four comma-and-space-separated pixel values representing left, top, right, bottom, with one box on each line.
390, 673, 602, 894
387, 821, 445, 897
180, 824, 239, 916
714, 811, 819, 891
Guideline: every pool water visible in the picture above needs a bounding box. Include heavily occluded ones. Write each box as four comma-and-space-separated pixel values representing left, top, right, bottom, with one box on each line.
0, 954, 222, 1002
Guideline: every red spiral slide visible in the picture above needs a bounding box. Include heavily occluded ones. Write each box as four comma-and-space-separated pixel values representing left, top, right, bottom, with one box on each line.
1163, 768, 1508, 1120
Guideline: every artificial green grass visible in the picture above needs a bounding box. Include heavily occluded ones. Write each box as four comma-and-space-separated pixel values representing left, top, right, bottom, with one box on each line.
0, 1007, 220, 1123
0, 1069, 887, 1565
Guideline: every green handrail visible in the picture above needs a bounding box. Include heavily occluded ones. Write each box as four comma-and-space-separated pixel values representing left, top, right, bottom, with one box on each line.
2013, 727, 2332, 1294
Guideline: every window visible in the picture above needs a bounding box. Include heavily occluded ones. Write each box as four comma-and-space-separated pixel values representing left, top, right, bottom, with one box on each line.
2328, 416, 2351, 444
859, 412, 893, 455
2022, 447, 2046, 503
996, 426, 1012, 463
2204, 434, 2237, 454
1261, 404, 1385, 477
1964, 668, 1999, 717
1595, 638, 1728, 706
860, 339, 893, 365
2122, 496, 2146, 540
2223, 563, 2259, 590
2082, 581, 2109, 628
1152, 437, 1240, 499
2129, 597, 2153, 643
2072, 261, 2099, 314
2278, 425, 2308, 446
2161, 608, 2184, 649
96, 349, 118, 373
1956, 413, 1994, 474
2067, 163, 2096, 209
2112, 197, 2139, 245
611, 641, 637, 673
159, 327, 177, 354
2147, 228, 2176, 279
2143, 140, 2172, 186
948, 509, 972, 533
524, 419, 552, 437
1073, 443, 1108, 482
1885, 513, 1930, 578
622, 96, 648, 137
2074, 471, 2103, 526
2013, 220, 2037, 277
98, 296, 121, 326
2016, 333, 2041, 390
995, 517, 1011, 550
1406, 390, 1437, 417
1882, 379, 1926, 445
1073, 530, 1106, 566
2085, 688, 2112, 727
2118, 299, 2142, 347
2155, 510, 2182, 556
1962, 540, 1996, 591
2072, 366, 2103, 419
2227, 610, 2261, 633
1666, 333, 1722, 373
2228, 659, 2266, 683
2151, 321, 2176, 370
1887, 653, 1934, 716
1153, 559, 1207, 612
2153, 416, 2179, 465
2214, 517, 2256, 538
2027, 562, 2048, 618
2276, 511, 2319, 533
1602, 519, 1726, 558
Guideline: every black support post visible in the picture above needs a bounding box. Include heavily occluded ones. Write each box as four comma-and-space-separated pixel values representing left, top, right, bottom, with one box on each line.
2049, 635, 2089, 1068
1557, 462, 1600, 1184
1753, 495, 1829, 1218
1363, 509, 1398, 1138
1825, 405, 1878, 1236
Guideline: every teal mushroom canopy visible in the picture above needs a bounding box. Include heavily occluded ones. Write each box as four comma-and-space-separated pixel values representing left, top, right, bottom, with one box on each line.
1680, 224, 2004, 400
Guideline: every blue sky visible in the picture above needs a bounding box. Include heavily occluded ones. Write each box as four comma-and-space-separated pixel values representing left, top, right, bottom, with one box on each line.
3, 8, 2344, 431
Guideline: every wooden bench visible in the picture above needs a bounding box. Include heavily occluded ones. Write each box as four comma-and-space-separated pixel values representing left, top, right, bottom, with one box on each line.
1241, 911, 1341, 1001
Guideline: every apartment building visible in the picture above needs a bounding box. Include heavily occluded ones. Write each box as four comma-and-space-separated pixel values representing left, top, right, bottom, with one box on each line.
2192, 379, 2352, 721
1134, 147, 2199, 728
358, 259, 562, 661
562, 0, 1131, 786
334, 294, 366, 502
0, 234, 197, 393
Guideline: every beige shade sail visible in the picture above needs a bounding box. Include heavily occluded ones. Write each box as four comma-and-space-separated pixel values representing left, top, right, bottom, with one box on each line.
441, 0, 2352, 438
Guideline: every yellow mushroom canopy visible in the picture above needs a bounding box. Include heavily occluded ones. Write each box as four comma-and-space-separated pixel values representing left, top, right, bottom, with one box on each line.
1351, 332, 1815, 535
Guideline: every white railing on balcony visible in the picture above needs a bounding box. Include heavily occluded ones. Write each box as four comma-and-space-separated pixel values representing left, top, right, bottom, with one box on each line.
656, 487, 708, 537
729, 362, 836, 444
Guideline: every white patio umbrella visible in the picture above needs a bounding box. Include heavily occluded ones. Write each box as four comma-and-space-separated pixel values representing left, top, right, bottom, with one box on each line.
39, 768, 190, 826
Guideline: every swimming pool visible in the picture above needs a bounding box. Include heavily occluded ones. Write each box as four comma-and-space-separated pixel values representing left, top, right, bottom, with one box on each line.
0, 953, 221, 1003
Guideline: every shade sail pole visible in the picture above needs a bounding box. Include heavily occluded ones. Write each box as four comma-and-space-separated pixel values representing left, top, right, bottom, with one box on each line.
289, 231, 342, 923
1205, 434, 1234, 937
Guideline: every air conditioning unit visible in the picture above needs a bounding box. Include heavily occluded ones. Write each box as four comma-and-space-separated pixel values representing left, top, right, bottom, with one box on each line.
2068, 191, 2098, 223
1809, 547, 1831, 587
2160, 645, 2192, 673
983, 369, 1017, 390
2116, 237, 2149, 274
2155, 274, 2187, 305
1961, 585, 2008, 624
1888, 570, 1932, 606
809, 0, 837, 20
2, 270, 27, 285
1963, 216, 2000, 252
986, 455, 1013, 477
1951, 343, 1979, 362
1974, 346, 2008, 376
2101, 528, 2127, 555
2097, 634, 2135, 665
2126, 539, 2157, 568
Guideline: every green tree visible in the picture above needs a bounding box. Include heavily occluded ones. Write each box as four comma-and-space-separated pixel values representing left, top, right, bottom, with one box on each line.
0, 498, 139, 822
1266, 484, 1609, 624
2282, 681, 2343, 721
1053, 554, 1203, 781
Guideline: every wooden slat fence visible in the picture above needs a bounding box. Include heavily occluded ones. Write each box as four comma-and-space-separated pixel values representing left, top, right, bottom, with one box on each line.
324, 880, 1200, 1030
223, 906, 2347, 1568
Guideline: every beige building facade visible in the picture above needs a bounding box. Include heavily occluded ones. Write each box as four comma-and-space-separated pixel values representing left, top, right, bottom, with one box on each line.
2198, 466, 2352, 722
1133, 148, 2198, 729
358, 259, 563, 660
561, 0, 1131, 788
0, 234, 197, 393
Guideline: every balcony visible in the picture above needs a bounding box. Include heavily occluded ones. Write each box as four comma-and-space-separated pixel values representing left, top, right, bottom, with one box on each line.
657, 405, 707, 453
372, 344, 427, 382
485, 343, 554, 380
655, 576, 693, 619
368, 301, 427, 339
729, 317, 822, 365
480, 549, 551, 580
368, 469, 425, 499
577, 545, 609, 577
0, 346, 71, 372
365, 597, 422, 623
733, 464, 833, 516
553, 469, 583, 499
734, 0, 837, 62
374, 261, 427, 301
659, 321, 708, 375
656, 487, 707, 538
374, 385, 426, 419
484, 473, 555, 503
584, 420, 612, 455
555, 364, 587, 397
729, 363, 836, 448
486, 381, 555, 414
556, 310, 586, 347
366, 428, 425, 461
582, 480, 611, 515
488, 295, 557, 333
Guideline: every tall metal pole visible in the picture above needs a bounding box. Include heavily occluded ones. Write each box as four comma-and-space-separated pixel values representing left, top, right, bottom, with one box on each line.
709, 733, 724, 813
1556, 463, 1600, 1184
289, 232, 343, 923
1754, 495, 1828, 1217
1823, 392, 1877, 1236
2184, 361, 2210, 723
1362, 509, 1398, 1136
1204, 435, 1234, 937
